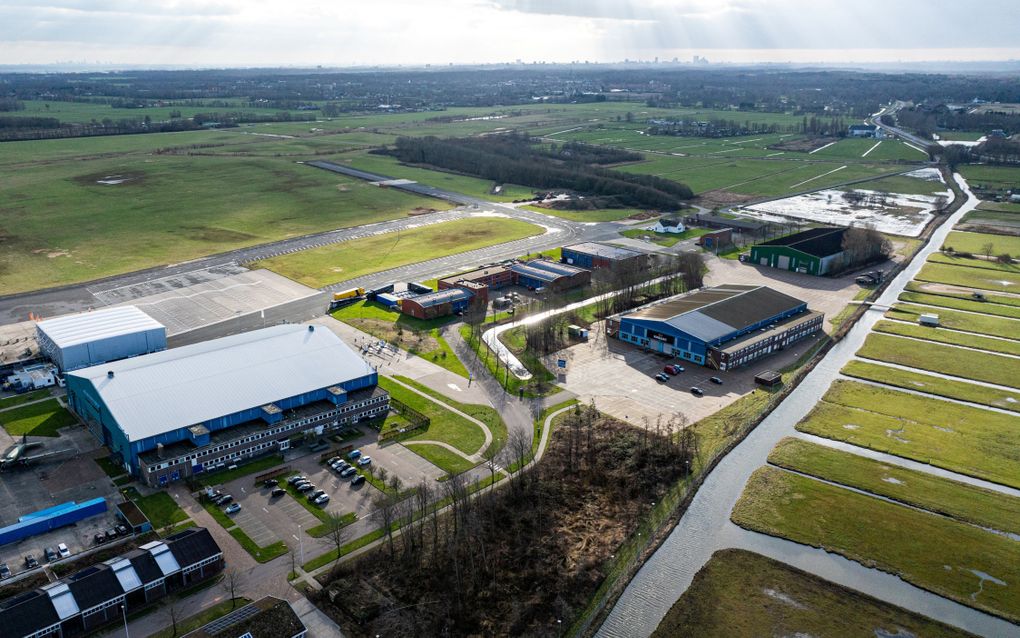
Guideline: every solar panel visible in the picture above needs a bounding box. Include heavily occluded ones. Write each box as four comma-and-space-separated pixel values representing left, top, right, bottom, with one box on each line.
200, 601, 260, 635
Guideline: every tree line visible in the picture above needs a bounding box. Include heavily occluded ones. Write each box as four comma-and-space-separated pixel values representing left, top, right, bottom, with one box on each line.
383, 133, 693, 210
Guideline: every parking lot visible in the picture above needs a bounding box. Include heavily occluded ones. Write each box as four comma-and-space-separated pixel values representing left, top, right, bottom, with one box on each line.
0, 427, 123, 580
548, 325, 823, 428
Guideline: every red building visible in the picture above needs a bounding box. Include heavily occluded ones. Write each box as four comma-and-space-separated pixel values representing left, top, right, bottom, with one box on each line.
438, 265, 512, 304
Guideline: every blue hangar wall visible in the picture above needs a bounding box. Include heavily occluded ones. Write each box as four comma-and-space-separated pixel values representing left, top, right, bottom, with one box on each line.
66, 371, 378, 475
616, 303, 806, 365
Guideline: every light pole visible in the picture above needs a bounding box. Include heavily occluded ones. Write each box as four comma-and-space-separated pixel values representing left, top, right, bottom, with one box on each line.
297, 525, 304, 565
120, 602, 130, 638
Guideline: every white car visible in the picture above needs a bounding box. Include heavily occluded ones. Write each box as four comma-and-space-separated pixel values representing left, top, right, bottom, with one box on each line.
357, 456, 372, 467
56, 543, 70, 559
224, 503, 241, 515
313, 493, 330, 505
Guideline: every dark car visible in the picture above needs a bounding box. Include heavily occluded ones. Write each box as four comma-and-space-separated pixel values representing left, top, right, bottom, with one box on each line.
271, 488, 286, 498
298, 483, 316, 492
655, 372, 670, 382
105, 528, 118, 541
263, 479, 277, 488
44, 547, 58, 563
340, 467, 357, 478
0, 563, 10, 580
287, 475, 307, 485
217, 494, 234, 506
690, 387, 704, 397
709, 376, 723, 385
350, 475, 366, 487
24, 555, 38, 569
115, 524, 129, 536
94, 533, 106, 545
308, 490, 327, 501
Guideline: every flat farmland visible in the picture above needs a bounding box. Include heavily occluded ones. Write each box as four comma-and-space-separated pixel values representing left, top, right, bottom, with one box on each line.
898, 288, 1020, 318
344, 152, 536, 201
794, 380, 1020, 488
960, 165, 1020, 190
853, 173, 949, 196
914, 260, 1020, 292
0, 152, 448, 294
943, 230, 1020, 258
856, 332, 1020, 389
888, 304, 1020, 339
873, 319, 1020, 356
732, 466, 1020, 623
251, 216, 543, 288
810, 138, 926, 161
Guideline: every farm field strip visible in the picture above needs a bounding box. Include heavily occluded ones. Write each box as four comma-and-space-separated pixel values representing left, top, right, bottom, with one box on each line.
943, 230, 1020, 257
856, 333, 1020, 389
898, 289, 1020, 318
875, 319, 1020, 355
887, 304, 1020, 340
915, 261, 1020, 292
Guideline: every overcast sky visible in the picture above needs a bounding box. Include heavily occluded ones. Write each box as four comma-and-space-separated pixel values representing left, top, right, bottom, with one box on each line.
2, 0, 1018, 67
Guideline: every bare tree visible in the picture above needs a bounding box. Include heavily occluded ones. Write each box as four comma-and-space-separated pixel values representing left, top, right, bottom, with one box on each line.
982, 242, 995, 258
481, 444, 501, 486
374, 493, 397, 557
223, 568, 244, 609
321, 511, 351, 567
164, 599, 182, 637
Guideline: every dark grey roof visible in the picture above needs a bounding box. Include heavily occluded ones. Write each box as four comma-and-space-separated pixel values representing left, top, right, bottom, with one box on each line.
407, 288, 472, 308
0, 590, 60, 637
757, 227, 846, 258
67, 565, 123, 611
563, 242, 643, 260
510, 263, 559, 283
126, 549, 165, 584
849, 124, 877, 130
166, 527, 222, 568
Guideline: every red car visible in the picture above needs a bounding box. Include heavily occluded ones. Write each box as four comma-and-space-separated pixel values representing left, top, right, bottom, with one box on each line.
663, 364, 684, 375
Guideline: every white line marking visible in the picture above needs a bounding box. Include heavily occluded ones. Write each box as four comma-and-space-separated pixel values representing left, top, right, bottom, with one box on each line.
861, 141, 882, 157
809, 141, 837, 154
789, 165, 847, 189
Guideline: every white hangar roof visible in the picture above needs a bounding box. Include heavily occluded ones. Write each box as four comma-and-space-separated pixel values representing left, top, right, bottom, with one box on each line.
37, 306, 165, 349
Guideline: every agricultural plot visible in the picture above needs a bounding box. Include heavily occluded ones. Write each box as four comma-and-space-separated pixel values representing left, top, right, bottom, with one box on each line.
856, 332, 1020, 389
905, 280, 1020, 307
888, 303, 1020, 339
960, 164, 1020, 190
653, 549, 972, 638
251, 216, 543, 288
841, 359, 1020, 413
795, 380, 1020, 488
915, 261, 1020, 292
809, 138, 926, 161
898, 288, 1020, 318
943, 231, 1020, 258
959, 202, 1020, 235
873, 319, 1020, 356
929, 252, 1020, 274
732, 466, 1020, 623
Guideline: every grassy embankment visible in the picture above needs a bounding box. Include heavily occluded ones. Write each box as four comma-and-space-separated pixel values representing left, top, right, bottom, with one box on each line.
0, 399, 77, 437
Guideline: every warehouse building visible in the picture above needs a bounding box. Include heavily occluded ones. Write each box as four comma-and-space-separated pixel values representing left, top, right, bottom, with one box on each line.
65, 324, 388, 485
400, 288, 474, 320
608, 284, 822, 369
438, 265, 512, 304
510, 259, 591, 292
561, 242, 648, 272
36, 306, 167, 372
0, 527, 222, 638
749, 227, 848, 276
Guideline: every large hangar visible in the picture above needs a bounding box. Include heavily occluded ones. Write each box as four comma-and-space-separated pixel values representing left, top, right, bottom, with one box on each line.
609, 284, 823, 369
36, 306, 167, 372
65, 324, 389, 485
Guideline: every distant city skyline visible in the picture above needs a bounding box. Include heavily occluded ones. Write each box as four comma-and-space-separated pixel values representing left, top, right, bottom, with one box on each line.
1, 0, 1018, 67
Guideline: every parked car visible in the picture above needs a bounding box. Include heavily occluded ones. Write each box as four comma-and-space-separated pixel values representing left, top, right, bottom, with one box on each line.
271, 488, 286, 498
709, 376, 723, 385
206, 490, 223, 502
668, 364, 685, 374
340, 467, 357, 478
298, 483, 316, 492
332, 461, 349, 471
287, 475, 307, 485
24, 555, 38, 569
350, 475, 366, 487
115, 524, 129, 536
0, 563, 10, 580
327, 457, 340, 466
357, 456, 372, 467
313, 493, 330, 505
224, 503, 241, 515
263, 479, 277, 488
216, 494, 234, 506
104, 529, 118, 541
308, 490, 326, 501
57, 543, 70, 559
655, 372, 670, 382
348, 449, 362, 460
94, 533, 106, 545
690, 387, 704, 397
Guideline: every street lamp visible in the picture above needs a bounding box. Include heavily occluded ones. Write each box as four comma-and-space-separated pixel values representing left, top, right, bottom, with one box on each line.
120, 602, 130, 638
297, 525, 305, 566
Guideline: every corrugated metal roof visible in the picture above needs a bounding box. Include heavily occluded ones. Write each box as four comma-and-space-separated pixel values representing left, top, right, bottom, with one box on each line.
37, 306, 165, 349
68, 324, 374, 442
42, 582, 80, 620
563, 242, 643, 260
523, 259, 586, 277
665, 311, 735, 342
510, 263, 559, 283
410, 289, 472, 308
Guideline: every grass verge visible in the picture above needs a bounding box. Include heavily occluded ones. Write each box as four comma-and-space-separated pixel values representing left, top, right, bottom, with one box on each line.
405, 442, 477, 476
841, 359, 1020, 413
769, 438, 1020, 535
732, 466, 1020, 623
197, 454, 284, 487
0, 390, 49, 410
653, 548, 972, 638
228, 528, 288, 563
392, 375, 507, 453
377, 377, 486, 455
0, 398, 77, 436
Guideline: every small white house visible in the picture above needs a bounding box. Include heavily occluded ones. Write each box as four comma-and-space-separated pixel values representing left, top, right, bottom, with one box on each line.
650, 217, 686, 234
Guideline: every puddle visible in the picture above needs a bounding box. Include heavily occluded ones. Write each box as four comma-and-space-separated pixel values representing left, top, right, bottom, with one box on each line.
885, 429, 910, 444
843, 424, 860, 430
96, 174, 132, 185
933, 426, 954, 433
969, 569, 1008, 601
882, 477, 904, 485
763, 587, 807, 610
875, 630, 917, 638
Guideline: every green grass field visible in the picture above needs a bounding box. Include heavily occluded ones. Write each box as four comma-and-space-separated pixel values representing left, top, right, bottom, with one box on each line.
795, 380, 1020, 488
405, 442, 477, 476
769, 438, 1020, 535
393, 375, 507, 452
331, 301, 468, 377
377, 377, 486, 455
652, 548, 972, 638
133, 492, 189, 530
888, 303, 1020, 339
857, 332, 1020, 389
0, 390, 50, 410
915, 260, 1020, 292
928, 252, 1020, 274
252, 217, 542, 288
899, 288, 1020, 318
960, 165, 1020, 190
197, 454, 284, 487
811, 138, 926, 161
732, 466, 1020, 623
854, 173, 949, 196
0, 151, 450, 294
0, 399, 77, 437
873, 319, 1020, 356
944, 231, 1020, 257
905, 280, 1020, 307
841, 360, 1020, 413
619, 227, 712, 246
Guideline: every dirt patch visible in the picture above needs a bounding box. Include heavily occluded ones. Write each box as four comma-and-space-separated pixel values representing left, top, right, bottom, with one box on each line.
31, 248, 70, 258
407, 207, 439, 216
768, 137, 832, 153
695, 190, 756, 207
72, 170, 147, 187
627, 210, 660, 220
347, 318, 440, 352
182, 226, 260, 243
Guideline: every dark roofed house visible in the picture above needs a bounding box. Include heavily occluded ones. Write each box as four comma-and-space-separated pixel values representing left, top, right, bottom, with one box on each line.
0, 590, 63, 638
749, 227, 848, 276
183, 596, 307, 638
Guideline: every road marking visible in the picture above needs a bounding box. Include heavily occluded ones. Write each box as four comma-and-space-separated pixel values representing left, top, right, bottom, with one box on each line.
861, 140, 882, 157
262, 507, 269, 513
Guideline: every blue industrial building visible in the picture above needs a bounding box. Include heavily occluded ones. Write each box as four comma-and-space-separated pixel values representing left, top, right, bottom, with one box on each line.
65, 324, 387, 484
561, 242, 648, 272
0, 499, 108, 547
510, 259, 591, 292
609, 285, 821, 369
36, 306, 167, 373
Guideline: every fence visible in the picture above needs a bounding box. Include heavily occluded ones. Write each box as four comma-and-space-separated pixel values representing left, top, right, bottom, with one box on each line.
378, 397, 431, 442
253, 466, 291, 485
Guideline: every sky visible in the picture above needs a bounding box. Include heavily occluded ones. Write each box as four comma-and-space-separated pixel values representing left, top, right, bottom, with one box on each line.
1, 0, 1018, 67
